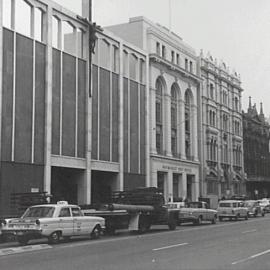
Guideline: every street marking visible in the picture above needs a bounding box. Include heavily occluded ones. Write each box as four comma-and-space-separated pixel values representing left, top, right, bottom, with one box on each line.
241, 229, 256, 234
232, 249, 270, 265
0, 244, 52, 256
153, 242, 188, 251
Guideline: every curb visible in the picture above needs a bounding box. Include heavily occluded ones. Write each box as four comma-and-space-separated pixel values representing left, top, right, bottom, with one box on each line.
0, 244, 52, 256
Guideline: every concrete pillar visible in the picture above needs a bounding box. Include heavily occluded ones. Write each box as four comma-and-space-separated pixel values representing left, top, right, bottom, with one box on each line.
181, 172, 187, 200
81, 0, 91, 203
150, 86, 157, 154
118, 42, 124, 191
164, 93, 172, 156
192, 104, 198, 161
167, 171, 173, 202
151, 170, 158, 187
193, 173, 200, 201
43, 5, 53, 197
145, 55, 151, 187
180, 99, 186, 159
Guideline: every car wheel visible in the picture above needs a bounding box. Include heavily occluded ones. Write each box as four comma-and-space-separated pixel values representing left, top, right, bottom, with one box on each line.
168, 218, 177, 230
48, 231, 61, 244
211, 216, 217, 224
91, 225, 101, 239
17, 236, 29, 245
196, 216, 202, 225
219, 216, 223, 222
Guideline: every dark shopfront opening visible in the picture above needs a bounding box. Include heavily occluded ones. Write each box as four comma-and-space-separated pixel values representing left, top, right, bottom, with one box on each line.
51, 167, 84, 204
91, 171, 118, 204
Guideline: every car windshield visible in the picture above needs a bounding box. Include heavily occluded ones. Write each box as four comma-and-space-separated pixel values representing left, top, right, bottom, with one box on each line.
244, 202, 254, 207
219, 203, 231, 207
22, 206, 55, 218
188, 202, 201, 208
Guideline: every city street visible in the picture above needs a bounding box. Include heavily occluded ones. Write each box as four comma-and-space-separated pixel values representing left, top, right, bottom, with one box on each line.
1, 217, 270, 270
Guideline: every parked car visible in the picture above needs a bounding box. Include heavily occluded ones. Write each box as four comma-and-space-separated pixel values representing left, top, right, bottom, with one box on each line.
258, 199, 270, 213
244, 200, 265, 217
1, 201, 105, 245
217, 200, 248, 221
166, 202, 185, 209
177, 201, 218, 225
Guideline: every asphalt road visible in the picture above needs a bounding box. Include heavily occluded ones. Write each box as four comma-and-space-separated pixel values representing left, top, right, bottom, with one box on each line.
1, 217, 270, 270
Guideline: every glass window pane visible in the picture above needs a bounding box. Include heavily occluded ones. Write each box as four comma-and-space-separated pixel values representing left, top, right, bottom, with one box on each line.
15, 0, 31, 37
3, 0, 11, 28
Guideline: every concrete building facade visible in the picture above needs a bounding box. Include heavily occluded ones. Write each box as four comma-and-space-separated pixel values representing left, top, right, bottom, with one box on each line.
199, 52, 245, 202
0, 0, 148, 216
108, 17, 201, 202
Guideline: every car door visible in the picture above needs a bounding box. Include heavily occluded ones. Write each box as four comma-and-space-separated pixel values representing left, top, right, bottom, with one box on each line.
71, 207, 89, 235
58, 207, 73, 236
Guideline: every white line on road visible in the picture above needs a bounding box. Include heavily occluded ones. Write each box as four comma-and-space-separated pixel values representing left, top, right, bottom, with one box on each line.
241, 229, 257, 234
153, 242, 188, 251
232, 249, 270, 265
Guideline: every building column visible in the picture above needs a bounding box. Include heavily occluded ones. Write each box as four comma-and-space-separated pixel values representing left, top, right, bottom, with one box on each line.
145, 55, 151, 187
81, 0, 91, 203
44, 5, 53, 197
164, 93, 172, 156
181, 172, 187, 200
150, 86, 157, 154
167, 171, 173, 202
151, 169, 158, 188
191, 104, 198, 161
179, 99, 186, 159
193, 173, 200, 201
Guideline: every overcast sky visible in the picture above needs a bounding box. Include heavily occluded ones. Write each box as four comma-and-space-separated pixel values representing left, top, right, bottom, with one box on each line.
55, 0, 270, 118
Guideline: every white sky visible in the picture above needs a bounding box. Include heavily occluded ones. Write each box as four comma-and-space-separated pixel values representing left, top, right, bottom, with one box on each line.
55, 0, 270, 117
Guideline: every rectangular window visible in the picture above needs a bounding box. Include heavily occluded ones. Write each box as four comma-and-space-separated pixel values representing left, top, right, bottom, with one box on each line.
185, 59, 188, 70
156, 42, 160, 55
156, 102, 162, 123
189, 61, 193, 73
162, 45, 166, 58
176, 54, 180, 65
171, 51, 175, 63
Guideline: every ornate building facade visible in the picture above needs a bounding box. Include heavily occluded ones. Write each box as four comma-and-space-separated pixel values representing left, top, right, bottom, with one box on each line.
199, 52, 245, 203
243, 98, 270, 198
108, 17, 201, 202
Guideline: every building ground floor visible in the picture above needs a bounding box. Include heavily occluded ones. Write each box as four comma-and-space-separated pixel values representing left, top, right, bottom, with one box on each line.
0, 158, 147, 217
150, 156, 200, 203
246, 180, 270, 199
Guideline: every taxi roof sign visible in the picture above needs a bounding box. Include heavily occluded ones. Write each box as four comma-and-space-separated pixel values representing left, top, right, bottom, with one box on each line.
57, 201, 68, 205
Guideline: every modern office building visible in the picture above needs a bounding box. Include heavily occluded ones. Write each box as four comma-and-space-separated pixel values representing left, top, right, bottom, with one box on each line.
199, 52, 245, 202
243, 98, 270, 198
107, 17, 201, 202
0, 0, 148, 216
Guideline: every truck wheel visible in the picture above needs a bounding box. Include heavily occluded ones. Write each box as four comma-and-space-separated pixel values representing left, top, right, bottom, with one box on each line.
17, 236, 29, 245
91, 225, 101, 239
168, 218, 177, 230
48, 231, 61, 244
211, 216, 217, 224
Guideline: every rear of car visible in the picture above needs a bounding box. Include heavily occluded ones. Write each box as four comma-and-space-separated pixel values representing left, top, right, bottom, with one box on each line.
1, 203, 105, 245
217, 200, 248, 221
244, 200, 264, 217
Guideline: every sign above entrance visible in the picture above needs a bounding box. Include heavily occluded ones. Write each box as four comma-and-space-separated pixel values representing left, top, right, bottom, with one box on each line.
162, 165, 193, 173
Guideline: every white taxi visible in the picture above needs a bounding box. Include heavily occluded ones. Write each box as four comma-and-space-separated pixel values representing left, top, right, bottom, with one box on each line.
1, 201, 105, 245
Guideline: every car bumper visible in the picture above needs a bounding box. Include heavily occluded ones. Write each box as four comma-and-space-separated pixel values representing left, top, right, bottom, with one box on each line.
2, 229, 42, 238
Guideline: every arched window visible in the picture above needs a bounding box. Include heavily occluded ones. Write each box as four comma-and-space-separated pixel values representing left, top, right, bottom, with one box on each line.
185, 90, 191, 158
171, 84, 178, 156
156, 78, 163, 154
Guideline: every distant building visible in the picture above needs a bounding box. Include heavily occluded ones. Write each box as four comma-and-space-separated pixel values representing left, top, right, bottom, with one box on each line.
243, 98, 270, 198
107, 17, 201, 202
199, 52, 245, 201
